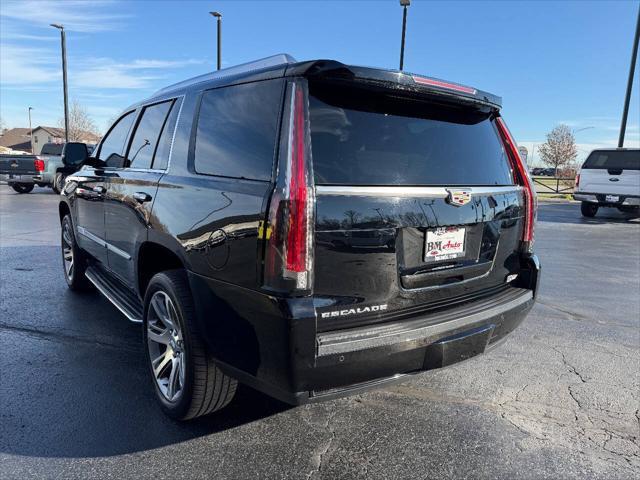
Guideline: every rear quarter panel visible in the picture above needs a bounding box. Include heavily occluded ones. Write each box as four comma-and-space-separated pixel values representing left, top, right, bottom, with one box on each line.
149, 174, 271, 289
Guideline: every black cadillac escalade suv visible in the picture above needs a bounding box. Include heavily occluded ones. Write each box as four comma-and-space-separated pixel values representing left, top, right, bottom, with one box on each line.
59, 54, 540, 420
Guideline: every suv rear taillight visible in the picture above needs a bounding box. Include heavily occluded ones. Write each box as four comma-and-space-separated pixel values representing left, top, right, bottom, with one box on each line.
34, 158, 45, 172
495, 117, 537, 252
575, 173, 580, 189
264, 80, 315, 293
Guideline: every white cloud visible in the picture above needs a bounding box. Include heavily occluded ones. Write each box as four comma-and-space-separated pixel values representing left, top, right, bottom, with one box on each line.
72, 58, 205, 89
0, 42, 205, 90
0, 0, 129, 33
73, 66, 161, 89
0, 24, 59, 42
0, 44, 59, 85
126, 59, 204, 69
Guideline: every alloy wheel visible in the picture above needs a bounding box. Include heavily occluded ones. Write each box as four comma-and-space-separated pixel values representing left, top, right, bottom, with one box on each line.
61, 222, 74, 280
147, 291, 186, 402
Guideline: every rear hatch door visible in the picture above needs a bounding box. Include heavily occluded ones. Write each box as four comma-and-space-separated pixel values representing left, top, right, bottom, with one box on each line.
309, 81, 525, 331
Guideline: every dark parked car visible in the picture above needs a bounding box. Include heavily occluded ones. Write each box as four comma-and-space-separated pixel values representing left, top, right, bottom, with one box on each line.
59, 54, 540, 420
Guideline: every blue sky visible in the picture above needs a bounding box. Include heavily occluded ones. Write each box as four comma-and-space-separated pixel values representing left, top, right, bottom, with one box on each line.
1, 0, 638, 164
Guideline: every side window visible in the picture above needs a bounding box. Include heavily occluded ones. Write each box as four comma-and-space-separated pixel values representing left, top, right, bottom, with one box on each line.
152, 98, 181, 170
194, 79, 283, 181
97, 111, 135, 167
125, 100, 173, 169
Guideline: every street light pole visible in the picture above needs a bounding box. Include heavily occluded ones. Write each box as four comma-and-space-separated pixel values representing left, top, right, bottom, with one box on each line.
51, 23, 69, 143
28, 107, 33, 154
399, 0, 410, 70
619, 7, 640, 148
210, 12, 222, 70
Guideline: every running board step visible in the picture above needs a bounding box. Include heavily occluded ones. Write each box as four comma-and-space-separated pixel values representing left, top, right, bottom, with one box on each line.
85, 266, 143, 323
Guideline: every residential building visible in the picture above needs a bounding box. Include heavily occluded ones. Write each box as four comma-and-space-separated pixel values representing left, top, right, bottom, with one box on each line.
31, 126, 101, 154
0, 128, 32, 153
0, 126, 101, 154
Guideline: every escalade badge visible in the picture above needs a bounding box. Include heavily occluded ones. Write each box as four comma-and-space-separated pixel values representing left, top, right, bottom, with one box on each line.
446, 189, 471, 207
320, 304, 388, 319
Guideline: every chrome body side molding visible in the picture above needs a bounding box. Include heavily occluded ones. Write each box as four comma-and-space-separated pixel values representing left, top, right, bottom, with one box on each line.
315, 185, 521, 197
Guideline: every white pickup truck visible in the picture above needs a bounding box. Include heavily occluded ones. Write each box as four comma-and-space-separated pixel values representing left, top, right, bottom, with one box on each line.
574, 148, 640, 217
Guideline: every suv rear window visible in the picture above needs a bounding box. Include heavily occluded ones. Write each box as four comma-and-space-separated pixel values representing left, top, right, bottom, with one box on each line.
582, 150, 640, 170
309, 84, 513, 186
194, 79, 283, 181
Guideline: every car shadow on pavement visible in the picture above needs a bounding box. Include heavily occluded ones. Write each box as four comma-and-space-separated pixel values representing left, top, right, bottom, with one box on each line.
0, 246, 293, 458
2, 323, 292, 459
538, 202, 640, 226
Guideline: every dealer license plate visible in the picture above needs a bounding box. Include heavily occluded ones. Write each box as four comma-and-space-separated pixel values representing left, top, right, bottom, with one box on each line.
605, 195, 619, 202
424, 227, 466, 262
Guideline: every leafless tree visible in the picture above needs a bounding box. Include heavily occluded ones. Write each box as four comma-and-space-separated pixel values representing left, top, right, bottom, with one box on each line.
343, 209, 361, 228
58, 100, 99, 141
538, 124, 578, 176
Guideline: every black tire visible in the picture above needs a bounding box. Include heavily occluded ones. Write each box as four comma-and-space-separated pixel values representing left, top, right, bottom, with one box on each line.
581, 201, 598, 218
143, 270, 237, 420
61, 214, 93, 291
11, 183, 34, 194
53, 173, 65, 194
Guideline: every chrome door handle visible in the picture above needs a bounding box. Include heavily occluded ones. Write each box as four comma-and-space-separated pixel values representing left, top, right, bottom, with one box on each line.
133, 192, 152, 203
92, 186, 106, 194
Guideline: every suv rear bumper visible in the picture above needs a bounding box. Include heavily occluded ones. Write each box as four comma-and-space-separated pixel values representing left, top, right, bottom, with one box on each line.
188, 254, 540, 405
303, 286, 533, 403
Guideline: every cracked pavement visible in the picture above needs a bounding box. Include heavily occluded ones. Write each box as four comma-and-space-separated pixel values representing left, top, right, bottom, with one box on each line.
1, 188, 639, 479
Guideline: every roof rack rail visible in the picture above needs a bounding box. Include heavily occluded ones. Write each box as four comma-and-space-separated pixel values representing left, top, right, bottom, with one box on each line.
152, 53, 297, 97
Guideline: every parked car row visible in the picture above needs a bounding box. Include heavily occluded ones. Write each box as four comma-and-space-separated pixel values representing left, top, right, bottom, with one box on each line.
530, 167, 556, 176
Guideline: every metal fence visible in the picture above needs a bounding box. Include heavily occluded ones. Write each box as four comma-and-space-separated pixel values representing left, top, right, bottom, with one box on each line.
532, 176, 576, 194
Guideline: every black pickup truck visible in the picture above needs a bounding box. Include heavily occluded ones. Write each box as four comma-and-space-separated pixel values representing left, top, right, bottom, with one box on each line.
0, 154, 41, 193
1, 143, 94, 193
59, 54, 540, 420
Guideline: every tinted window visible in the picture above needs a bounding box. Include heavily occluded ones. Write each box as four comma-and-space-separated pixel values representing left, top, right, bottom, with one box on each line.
126, 100, 173, 169
194, 80, 283, 181
98, 111, 135, 166
152, 99, 181, 170
582, 150, 640, 170
41, 143, 63, 155
309, 84, 514, 186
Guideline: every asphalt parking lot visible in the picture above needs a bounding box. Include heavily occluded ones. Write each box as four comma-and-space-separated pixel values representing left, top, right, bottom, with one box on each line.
1, 187, 638, 479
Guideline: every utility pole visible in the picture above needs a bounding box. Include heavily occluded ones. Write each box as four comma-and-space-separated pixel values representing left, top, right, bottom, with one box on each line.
399, 0, 410, 70
619, 7, 640, 148
51, 24, 69, 143
28, 107, 33, 154
210, 11, 222, 70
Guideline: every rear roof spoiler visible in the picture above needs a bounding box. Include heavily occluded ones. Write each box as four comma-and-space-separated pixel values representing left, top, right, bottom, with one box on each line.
286, 60, 502, 110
